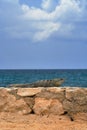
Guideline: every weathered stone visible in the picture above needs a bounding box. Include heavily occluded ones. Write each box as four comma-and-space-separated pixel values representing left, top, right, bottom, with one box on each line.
63, 87, 87, 116
0, 89, 9, 110
0, 89, 31, 114
23, 97, 35, 109
33, 98, 64, 115
47, 87, 66, 102
5, 87, 18, 92
6, 88, 20, 100
49, 99, 64, 115
63, 99, 75, 113
33, 98, 51, 115
36, 89, 65, 102
66, 88, 87, 110
47, 87, 65, 93
4, 98, 32, 115
17, 88, 43, 97
73, 112, 87, 121
66, 88, 87, 105
0, 87, 87, 121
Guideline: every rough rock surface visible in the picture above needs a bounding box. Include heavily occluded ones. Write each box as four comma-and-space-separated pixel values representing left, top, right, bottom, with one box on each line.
63, 88, 87, 114
17, 87, 43, 97
33, 98, 64, 115
0, 89, 31, 114
0, 87, 87, 121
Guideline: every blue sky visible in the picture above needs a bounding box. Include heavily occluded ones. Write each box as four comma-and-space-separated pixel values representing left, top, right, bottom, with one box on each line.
0, 0, 87, 69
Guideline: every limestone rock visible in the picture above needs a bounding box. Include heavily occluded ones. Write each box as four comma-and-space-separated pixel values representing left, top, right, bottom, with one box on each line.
23, 97, 35, 109
63, 87, 87, 114
66, 87, 87, 105
0, 89, 10, 110
73, 112, 87, 121
5, 87, 18, 92
47, 87, 65, 93
17, 88, 43, 97
36, 89, 65, 102
0, 87, 87, 121
0, 89, 31, 114
33, 98, 64, 115
4, 98, 31, 115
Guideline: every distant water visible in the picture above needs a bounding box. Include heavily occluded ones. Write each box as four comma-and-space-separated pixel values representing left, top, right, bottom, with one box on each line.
0, 69, 87, 87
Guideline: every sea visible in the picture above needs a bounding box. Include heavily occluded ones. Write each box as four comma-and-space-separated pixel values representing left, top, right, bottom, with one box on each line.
0, 69, 87, 88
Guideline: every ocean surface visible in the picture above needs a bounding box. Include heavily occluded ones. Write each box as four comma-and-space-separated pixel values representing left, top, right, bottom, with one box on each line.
0, 69, 87, 87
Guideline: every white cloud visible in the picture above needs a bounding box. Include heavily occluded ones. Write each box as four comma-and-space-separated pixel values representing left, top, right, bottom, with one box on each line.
0, 0, 87, 42
41, 0, 58, 12
21, 0, 82, 21
42, 0, 52, 11
34, 22, 61, 41
21, 5, 50, 20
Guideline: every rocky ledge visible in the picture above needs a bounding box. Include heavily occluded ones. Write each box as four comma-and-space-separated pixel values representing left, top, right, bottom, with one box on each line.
0, 87, 87, 122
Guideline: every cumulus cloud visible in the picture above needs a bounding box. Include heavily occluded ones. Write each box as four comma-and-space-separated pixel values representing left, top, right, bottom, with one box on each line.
0, 0, 87, 42
41, 0, 58, 12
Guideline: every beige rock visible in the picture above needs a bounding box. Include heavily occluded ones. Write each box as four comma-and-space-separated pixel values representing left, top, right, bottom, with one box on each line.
33, 98, 51, 115
36, 89, 65, 102
73, 112, 87, 121
5, 87, 18, 92
50, 99, 64, 115
17, 88, 43, 97
0, 89, 9, 110
23, 97, 35, 109
33, 98, 64, 115
0, 88, 31, 114
4, 98, 32, 114
47, 87, 65, 93
0, 87, 87, 120
63, 87, 87, 115
66, 88, 87, 105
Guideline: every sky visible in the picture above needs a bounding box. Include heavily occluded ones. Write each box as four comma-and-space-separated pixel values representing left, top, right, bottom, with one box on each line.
0, 0, 87, 69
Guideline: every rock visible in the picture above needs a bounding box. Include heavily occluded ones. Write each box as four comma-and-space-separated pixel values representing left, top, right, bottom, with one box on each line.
17, 88, 43, 97
66, 87, 87, 105
63, 87, 87, 113
6, 88, 20, 100
47, 87, 65, 93
62, 87, 87, 121
23, 97, 35, 109
73, 112, 87, 121
5, 87, 18, 92
36, 89, 65, 102
0, 89, 31, 114
4, 98, 32, 115
0, 89, 9, 110
49, 99, 65, 115
0, 87, 87, 121
33, 98, 64, 115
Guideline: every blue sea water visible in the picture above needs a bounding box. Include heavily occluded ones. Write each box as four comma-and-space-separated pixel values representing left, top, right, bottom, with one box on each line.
0, 69, 87, 87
